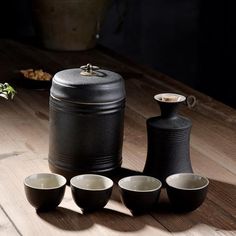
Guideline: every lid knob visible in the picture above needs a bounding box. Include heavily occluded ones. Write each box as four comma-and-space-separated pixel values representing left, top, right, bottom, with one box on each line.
80, 63, 99, 76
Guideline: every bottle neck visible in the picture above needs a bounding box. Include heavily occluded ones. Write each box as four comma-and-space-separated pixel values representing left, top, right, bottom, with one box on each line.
158, 102, 179, 118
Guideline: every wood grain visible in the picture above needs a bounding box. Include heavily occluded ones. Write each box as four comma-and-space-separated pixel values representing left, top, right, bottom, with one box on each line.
0, 39, 235, 236
0, 205, 21, 235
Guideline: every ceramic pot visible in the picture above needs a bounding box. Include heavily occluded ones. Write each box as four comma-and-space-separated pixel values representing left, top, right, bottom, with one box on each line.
32, 0, 109, 51
143, 93, 193, 183
48, 64, 126, 181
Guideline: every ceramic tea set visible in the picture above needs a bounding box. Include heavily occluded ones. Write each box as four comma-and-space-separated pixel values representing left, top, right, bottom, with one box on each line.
24, 172, 209, 213
24, 66, 209, 214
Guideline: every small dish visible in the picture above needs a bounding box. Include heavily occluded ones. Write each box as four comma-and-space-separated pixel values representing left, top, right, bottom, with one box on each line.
13, 69, 52, 90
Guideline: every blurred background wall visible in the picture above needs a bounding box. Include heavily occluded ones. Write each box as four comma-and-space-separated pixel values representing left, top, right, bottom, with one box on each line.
0, 0, 234, 108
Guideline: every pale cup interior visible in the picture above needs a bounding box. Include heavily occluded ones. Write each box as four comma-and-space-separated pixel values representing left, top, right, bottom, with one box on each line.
154, 93, 186, 103
70, 174, 113, 191
118, 175, 162, 192
24, 173, 66, 190
166, 173, 209, 190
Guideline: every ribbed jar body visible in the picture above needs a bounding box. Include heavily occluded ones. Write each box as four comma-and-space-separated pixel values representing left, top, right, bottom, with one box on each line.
49, 98, 125, 179
48, 67, 126, 180
143, 93, 193, 183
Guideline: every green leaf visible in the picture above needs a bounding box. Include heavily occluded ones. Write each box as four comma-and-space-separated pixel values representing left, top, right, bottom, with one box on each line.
0, 83, 16, 100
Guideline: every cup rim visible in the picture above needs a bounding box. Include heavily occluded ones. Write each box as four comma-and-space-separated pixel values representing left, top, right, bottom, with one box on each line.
154, 93, 186, 103
118, 175, 162, 192
166, 173, 209, 191
24, 172, 67, 190
70, 174, 113, 191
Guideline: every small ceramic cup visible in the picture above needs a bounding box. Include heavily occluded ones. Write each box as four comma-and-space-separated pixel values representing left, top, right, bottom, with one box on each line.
70, 174, 113, 212
166, 173, 209, 212
118, 175, 162, 214
24, 173, 66, 211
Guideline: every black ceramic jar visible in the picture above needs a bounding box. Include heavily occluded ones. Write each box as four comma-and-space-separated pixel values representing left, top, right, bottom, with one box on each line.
48, 64, 126, 180
143, 93, 193, 183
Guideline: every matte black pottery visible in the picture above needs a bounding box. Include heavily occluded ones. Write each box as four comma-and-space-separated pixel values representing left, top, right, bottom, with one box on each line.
118, 175, 162, 214
166, 173, 209, 212
24, 173, 66, 211
70, 174, 113, 212
49, 64, 126, 180
143, 93, 193, 183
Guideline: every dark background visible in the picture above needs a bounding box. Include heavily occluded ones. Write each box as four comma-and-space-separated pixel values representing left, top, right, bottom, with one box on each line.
0, 0, 235, 108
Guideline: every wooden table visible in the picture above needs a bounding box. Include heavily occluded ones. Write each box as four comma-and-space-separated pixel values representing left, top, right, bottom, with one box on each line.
0, 39, 235, 236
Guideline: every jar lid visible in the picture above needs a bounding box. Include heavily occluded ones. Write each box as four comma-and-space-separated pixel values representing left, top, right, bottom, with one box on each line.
50, 64, 126, 104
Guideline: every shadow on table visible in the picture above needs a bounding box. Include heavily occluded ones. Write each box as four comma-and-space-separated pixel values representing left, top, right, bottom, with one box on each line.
38, 168, 236, 233
36, 167, 155, 232
37, 207, 93, 231
86, 208, 146, 232
37, 206, 146, 232
151, 178, 236, 232
111, 168, 236, 232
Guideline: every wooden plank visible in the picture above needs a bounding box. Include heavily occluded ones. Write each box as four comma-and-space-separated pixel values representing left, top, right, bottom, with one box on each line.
1, 39, 235, 130
0, 114, 234, 234
2, 153, 234, 236
173, 224, 236, 236
0, 39, 235, 235
0, 154, 170, 236
0, 205, 21, 235
0, 89, 49, 157
124, 79, 236, 174
97, 46, 236, 129
122, 107, 236, 231
1, 106, 230, 234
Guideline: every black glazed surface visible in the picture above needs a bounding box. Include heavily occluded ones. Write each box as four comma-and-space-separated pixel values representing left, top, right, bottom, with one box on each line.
119, 188, 161, 214
143, 94, 193, 182
71, 186, 113, 212
24, 185, 66, 211
166, 185, 208, 212
49, 97, 125, 180
51, 68, 126, 103
49, 67, 126, 180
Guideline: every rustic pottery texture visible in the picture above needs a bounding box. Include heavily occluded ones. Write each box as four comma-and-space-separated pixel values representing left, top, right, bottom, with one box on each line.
48, 66, 126, 180
166, 173, 209, 212
32, 0, 109, 50
143, 93, 193, 183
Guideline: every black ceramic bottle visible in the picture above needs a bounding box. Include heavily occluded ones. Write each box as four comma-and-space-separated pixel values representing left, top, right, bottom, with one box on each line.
143, 93, 193, 183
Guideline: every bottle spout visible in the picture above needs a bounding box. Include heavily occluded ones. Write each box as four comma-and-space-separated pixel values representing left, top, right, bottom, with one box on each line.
154, 93, 186, 103
154, 93, 186, 118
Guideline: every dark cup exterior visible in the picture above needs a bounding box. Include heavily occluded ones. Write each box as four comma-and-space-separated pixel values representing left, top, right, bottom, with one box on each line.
166, 184, 208, 212
71, 186, 113, 212
119, 188, 161, 214
24, 184, 66, 211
